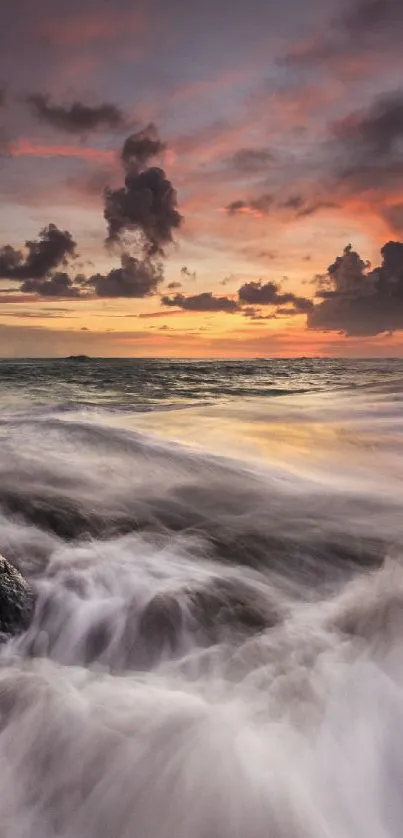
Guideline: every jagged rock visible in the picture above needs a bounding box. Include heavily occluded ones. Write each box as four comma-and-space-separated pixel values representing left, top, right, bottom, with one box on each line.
0, 556, 34, 637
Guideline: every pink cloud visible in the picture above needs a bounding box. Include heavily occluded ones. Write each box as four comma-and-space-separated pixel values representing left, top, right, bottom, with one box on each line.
10, 139, 115, 164
39, 7, 149, 47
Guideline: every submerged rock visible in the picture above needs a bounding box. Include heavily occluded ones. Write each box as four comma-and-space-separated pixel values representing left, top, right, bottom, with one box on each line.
0, 557, 34, 637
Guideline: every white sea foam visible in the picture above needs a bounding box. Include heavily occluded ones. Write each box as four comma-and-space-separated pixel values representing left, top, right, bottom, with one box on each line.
0, 381, 402, 837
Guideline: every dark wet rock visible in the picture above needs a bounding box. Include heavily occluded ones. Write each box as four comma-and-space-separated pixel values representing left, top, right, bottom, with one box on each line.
0, 556, 34, 637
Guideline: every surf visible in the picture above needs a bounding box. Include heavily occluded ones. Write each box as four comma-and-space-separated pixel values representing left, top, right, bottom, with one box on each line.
0, 376, 402, 837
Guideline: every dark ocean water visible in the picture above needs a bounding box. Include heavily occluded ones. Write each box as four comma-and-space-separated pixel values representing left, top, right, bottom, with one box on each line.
1, 356, 403, 411
0, 357, 403, 837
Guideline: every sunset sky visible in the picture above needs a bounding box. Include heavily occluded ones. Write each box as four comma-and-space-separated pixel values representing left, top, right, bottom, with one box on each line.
1, 0, 403, 357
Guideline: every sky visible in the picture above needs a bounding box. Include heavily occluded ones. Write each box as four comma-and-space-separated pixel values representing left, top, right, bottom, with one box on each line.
1, 0, 403, 357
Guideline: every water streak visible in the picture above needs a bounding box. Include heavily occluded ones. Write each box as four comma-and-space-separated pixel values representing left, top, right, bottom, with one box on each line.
0, 364, 401, 837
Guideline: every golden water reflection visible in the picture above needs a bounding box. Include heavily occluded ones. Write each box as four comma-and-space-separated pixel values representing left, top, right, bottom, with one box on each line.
102, 392, 403, 488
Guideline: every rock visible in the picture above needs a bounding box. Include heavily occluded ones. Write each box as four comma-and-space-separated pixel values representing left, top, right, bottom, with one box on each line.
0, 556, 34, 637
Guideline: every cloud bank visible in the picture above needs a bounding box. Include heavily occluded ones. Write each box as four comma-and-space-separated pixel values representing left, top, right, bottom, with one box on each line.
308, 241, 403, 336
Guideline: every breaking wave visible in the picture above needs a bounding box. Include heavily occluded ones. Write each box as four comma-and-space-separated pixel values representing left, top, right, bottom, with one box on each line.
0, 376, 402, 837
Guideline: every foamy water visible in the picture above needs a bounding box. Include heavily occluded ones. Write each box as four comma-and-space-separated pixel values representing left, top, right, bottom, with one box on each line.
0, 369, 402, 837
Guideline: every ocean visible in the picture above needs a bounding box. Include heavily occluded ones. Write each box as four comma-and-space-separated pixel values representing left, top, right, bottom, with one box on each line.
0, 356, 403, 837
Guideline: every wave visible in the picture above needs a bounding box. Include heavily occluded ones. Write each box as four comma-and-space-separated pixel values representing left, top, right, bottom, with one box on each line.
0, 387, 402, 836
2, 356, 403, 416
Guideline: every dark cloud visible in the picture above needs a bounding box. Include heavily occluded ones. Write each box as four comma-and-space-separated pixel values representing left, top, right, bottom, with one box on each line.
137, 310, 182, 319
381, 204, 403, 235
167, 281, 182, 289
279, 295, 313, 313
225, 193, 273, 215
242, 307, 276, 320
27, 94, 126, 133
244, 193, 274, 215
20, 272, 81, 298
104, 166, 182, 254
238, 279, 313, 312
313, 245, 368, 297
0, 224, 163, 300
333, 92, 403, 157
228, 148, 275, 174
297, 200, 339, 218
381, 241, 403, 275
227, 192, 337, 220
180, 266, 197, 281
0, 89, 6, 108
104, 125, 182, 254
276, 306, 302, 316
275, 91, 403, 211
238, 280, 279, 304
160, 281, 312, 317
326, 93, 403, 197
121, 124, 166, 172
279, 195, 338, 217
307, 241, 403, 336
340, 0, 403, 35
161, 292, 239, 313
284, 0, 403, 68
281, 195, 305, 211
0, 225, 77, 282
226, 200, 248, 214
86, 254, 163, 298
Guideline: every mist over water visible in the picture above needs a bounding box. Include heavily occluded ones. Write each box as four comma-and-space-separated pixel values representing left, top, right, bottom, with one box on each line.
0, 358, 403, 837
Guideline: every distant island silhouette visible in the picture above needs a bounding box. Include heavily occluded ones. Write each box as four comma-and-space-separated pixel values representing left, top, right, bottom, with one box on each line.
66, 355, 91, 362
